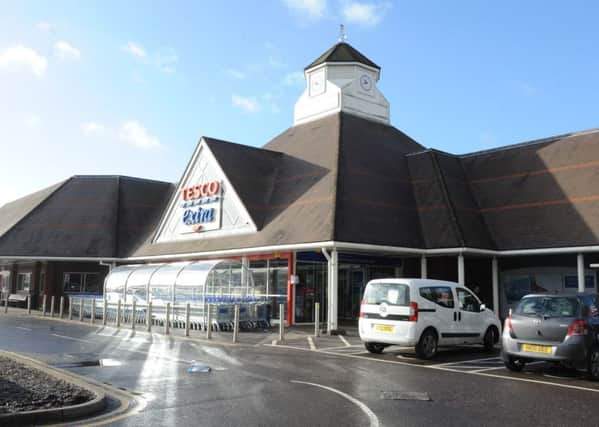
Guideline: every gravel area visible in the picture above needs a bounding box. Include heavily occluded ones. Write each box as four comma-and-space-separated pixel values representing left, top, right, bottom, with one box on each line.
0, 356, 94, 414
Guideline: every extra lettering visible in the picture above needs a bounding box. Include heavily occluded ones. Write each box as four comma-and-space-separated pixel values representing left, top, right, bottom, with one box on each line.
183, 207, 216, 225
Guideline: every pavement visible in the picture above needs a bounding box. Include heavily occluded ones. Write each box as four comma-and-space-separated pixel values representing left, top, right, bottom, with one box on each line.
2, 308, 599, 426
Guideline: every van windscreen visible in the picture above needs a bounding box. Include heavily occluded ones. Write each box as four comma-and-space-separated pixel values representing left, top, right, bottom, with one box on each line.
364, 283, 409, 306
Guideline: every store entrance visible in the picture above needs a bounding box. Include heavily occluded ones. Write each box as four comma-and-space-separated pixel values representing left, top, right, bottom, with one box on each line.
338, 265, 367, 320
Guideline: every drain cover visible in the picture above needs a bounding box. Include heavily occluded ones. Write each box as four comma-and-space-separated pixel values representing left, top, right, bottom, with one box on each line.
380, 391, 431, 401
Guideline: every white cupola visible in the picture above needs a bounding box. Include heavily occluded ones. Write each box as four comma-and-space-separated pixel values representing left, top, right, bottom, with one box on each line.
293, 41, 390, 126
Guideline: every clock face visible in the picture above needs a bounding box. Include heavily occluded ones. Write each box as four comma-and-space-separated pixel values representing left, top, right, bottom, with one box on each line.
359, 74, 373, 91
309, 70, 325, 96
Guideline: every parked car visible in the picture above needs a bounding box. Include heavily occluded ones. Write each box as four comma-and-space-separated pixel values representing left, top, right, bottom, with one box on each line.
501, 293, 599, 380
359, 279, 501, 359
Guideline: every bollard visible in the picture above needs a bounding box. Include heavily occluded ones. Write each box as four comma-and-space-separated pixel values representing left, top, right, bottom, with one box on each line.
233, 304, 240, 343
4, 294, 8, 314
165, 303, 171, 335
314, 302, 320, 337
50, 296, 55, 318
42, 295, 47, 316
206, 304, 212, 339
91, 299, 96, 324
279, 303, 285, 342
79, 298, 84, 322
27, 295, 31, 315
146, 301, 152, 332
102, 298, 107, 326
68, 297, 73, 320
59, 297, 64, 318
185, 303, 190, 337
116, 300, 121, 328
131, 299, 136, 330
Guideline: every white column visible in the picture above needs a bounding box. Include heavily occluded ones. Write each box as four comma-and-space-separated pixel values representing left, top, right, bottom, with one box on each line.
241, 256, 249, 297
577, 253, 585, 293
492, 257, 499, 313
458, 254, 465, 285
420, 255, 428, 279
330, 249, 339, 332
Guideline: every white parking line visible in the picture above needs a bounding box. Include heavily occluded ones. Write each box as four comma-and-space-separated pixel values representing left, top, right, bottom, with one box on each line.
16, 326, 32, 331
307, 336, 316, 350
291, 380, 379, 427
51, 333, 92, 343
339, 335, 351, 347
431, 356, 501, 367
269, 344, 599, 394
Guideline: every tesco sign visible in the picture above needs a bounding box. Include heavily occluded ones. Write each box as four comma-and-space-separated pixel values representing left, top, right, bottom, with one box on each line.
180, 180, 222, 231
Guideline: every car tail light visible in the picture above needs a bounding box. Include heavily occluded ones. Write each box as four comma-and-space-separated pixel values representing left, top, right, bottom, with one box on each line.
566, 319, 589, 336
505, 309, 516, 339
408, 301, 418, 322
359, 299, 365, 318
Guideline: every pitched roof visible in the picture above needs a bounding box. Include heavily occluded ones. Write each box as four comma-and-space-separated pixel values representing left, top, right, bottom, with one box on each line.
0, 175, 173, 257
203, 138, 282, 229
305, 42, 380, 70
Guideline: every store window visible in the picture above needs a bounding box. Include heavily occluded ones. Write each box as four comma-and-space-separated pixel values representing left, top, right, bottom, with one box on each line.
1, 271, 11, 296
16, 273, 31, 293
63, 272, 101, 294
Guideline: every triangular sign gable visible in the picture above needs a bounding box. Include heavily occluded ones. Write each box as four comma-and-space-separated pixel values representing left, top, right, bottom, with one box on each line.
154, 139, 257, 243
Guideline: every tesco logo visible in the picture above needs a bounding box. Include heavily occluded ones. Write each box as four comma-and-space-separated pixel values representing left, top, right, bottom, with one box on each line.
181, 181, 221, 201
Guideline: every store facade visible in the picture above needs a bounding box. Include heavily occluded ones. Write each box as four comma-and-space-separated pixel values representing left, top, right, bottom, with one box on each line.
2, 42, 599, 330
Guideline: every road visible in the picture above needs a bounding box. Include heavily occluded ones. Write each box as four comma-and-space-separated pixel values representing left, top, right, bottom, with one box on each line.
1, 313, 599, 426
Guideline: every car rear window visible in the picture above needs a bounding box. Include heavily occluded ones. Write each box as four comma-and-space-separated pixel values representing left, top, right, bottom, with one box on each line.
515, 297, 579, 318
363, 283, 409, 306
420, 286, 454, 309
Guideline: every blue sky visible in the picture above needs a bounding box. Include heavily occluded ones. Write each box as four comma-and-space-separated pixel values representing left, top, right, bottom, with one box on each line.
1, 1, 598, 206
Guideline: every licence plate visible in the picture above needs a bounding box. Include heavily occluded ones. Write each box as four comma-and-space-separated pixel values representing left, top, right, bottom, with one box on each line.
374, 324, 394, 333
522, 344, 553, 354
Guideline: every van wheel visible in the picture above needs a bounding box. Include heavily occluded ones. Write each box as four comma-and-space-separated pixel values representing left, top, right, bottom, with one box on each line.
588, 345, 599, 381
504, 356, 525, 372
415, 329, 438, 359
365, 343, 385, 354
483, 326, 497, 352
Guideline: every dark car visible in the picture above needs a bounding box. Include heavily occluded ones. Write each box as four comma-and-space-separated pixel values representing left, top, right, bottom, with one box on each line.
501, 293, 599, 380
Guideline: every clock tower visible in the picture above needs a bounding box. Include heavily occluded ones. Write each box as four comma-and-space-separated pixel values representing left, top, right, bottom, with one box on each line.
293, 42, 390, 126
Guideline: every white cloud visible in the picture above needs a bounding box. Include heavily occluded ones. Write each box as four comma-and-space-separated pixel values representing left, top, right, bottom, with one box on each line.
54, 41, 81, 60
283, 71, 305, 86
123, 41, 146, 58
232, 94, 260, 113
341, 1, 391, 27
0, 45, 47, 76
284, 0, 327, 19
24, 114, 41, 128
119, 121, 161, 149
225, 68, 246, 80
81, 122, 105, 135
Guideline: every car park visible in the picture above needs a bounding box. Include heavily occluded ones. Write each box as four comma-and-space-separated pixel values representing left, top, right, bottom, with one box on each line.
501, 293, 599, 380
359, 278, 502, 359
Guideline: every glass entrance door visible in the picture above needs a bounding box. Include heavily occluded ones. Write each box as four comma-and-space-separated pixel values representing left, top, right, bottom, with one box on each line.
295, 262, 327, 323
338, 265, 366, 320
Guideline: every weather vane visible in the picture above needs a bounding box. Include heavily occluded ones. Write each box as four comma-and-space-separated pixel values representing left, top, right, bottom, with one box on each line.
338, 24, 347, 42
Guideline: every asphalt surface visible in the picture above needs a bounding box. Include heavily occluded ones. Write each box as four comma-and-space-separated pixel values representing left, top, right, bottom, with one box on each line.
1, 312, 599, 427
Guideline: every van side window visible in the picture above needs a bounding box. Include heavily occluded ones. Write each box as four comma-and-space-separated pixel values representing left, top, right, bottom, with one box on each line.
457, 288, 480, 313
420, 286, 454, 309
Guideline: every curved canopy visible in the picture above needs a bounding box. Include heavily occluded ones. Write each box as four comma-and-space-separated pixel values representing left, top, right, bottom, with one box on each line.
105, 259, 255, 304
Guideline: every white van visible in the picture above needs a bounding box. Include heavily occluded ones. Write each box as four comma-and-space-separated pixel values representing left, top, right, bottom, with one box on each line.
359, 278, 501, 359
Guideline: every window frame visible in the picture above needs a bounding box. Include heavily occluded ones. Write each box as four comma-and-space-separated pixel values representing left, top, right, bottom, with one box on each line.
63, 272, 101, 294
456, 287, 481, 313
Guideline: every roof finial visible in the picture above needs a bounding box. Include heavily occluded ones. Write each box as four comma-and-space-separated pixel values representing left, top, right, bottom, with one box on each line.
338, 24, 347, 43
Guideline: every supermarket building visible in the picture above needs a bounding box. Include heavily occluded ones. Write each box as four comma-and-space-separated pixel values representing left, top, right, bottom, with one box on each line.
2, 41, 599, 330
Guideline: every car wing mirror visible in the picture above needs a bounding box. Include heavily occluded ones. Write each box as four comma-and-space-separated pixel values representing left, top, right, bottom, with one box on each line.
479, 304, 486, 312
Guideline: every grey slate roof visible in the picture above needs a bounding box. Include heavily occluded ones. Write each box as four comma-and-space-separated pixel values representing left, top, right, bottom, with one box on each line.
305, 42, 380, 70
4, 116, 599, 259
0, 176, 174, 258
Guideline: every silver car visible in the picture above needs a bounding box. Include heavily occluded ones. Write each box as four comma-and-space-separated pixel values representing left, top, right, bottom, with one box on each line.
501, 293, 599, 380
